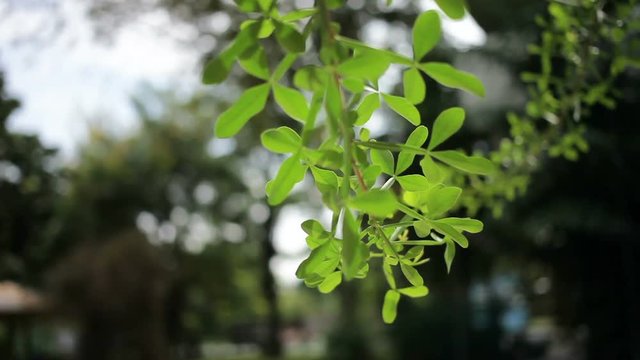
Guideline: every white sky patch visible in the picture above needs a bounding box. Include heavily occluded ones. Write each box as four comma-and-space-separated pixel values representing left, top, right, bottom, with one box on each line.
0, 0, 200, 157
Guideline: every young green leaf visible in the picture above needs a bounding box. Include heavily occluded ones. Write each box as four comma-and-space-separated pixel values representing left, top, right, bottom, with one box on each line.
294, 66, 328, 92
438, 217, 484, 233
273, 83, 309, 122
238, 46, 270, 80
318, 271, 343, 293
338, 53, 390, 82
435, 0, 465, 20
382, 290, 400, 324
310, 166, 339, 188
348, 189, 397, 218
257, 18, 276, 38
265, 153, 307, 205
342, 209, 369, 280
430, 221, 469, 248
382, 94, 421, 126
403, 67, 427, 104
425, 186, 461, 216
396, 175, 431, 192
203, 23, 258, 84
430, 150, 496, 175
281, 8, 318, 22
275, 21, 306, 53
355, 93, 381, 126
428, 107, 465, 150
419, 155, 447, 184
215, 83, 270, 138
383, 260, 396, 289
400, 263, 424, 286
412, 10, 441, 60
413, 220, 432, 238
419, 62, 485, 97
261, 126, 302, 153
398, 286, 429, 298
444, 238, 456, 273
396, 126, 429, 173
336, 36, 414, 65
370, 148, 395, 175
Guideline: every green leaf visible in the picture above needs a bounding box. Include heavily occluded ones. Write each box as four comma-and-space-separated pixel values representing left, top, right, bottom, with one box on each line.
215, 83, 270, 137
400, 263, 424, 286
396, 126, 428, 173
430, 221, 468, 248
438, 217, 483, 233
431, 150, 496, 175
349, 189, 397, 218
396, 175, 430, 192
257, 18, 275, 38
428, 107, 465, 150
425, 186, 461, 216
281, 8, 318, 22
342, 209, 368, 280
403, 67, 426, 105
310, 166, 339, 188
318, 271, 343, 293
355, 93, 380, 126
413, 10, 441, 60
382, 94, 421, 126
238, 46, 270, 80
419, 155, 447, 183
419, 62, 485, 97
234, 0, 260, 12
294, 66, 328, 92
275, 21, 306, 53
261, 126, 301, 153
338, 53, 390, 82
435, 0, 465, 20
370, 148, 395, 175
273, 83, 309, 122
398, 286, 429, 298
383, 260, 396, 289
336, 36, 414, 65
266, 153, 307, 205
404, 246, 424, 259
203, 24, 258, 84
342, 78, 365, 94
413, 220, 432, 237
382, 290, 400, 324
444, 238, 455, 273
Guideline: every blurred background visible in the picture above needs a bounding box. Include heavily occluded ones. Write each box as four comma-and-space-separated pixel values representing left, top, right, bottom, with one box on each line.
1, 0, 639, 359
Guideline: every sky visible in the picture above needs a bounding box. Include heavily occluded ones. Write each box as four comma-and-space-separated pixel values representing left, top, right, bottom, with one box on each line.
0, 0, 486, 286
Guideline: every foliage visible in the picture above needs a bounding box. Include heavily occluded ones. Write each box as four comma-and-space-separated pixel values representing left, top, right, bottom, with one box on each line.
461, 0, 640, 217
202, 0, 495, 324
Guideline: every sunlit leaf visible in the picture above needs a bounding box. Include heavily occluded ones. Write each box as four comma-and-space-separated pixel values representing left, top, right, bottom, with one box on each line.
266, 153, 307, 205
435, 0, 465, 20
261, 126, 301, 153
403, 67, 426, 104
382, 290, 400, 324
349, 189, 397, 218
444, 238, 456, 273
355, 93, 381, 126
398, 286, 429, 298
338, 53, 390, 82
413, 10, 441, 60
215, 83, 270, 137
238, 46, 270, 80
431, 150, 496, 175
400, 263, 424, 286
396, 126, 429, 173
428, 107, 465, 150
318, 271, 343, 293
438, 217, 483, 233
382, 94, 421, 126
419, 62, 485, 97
370, 148, 395, 175
273, 83, 309, 122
